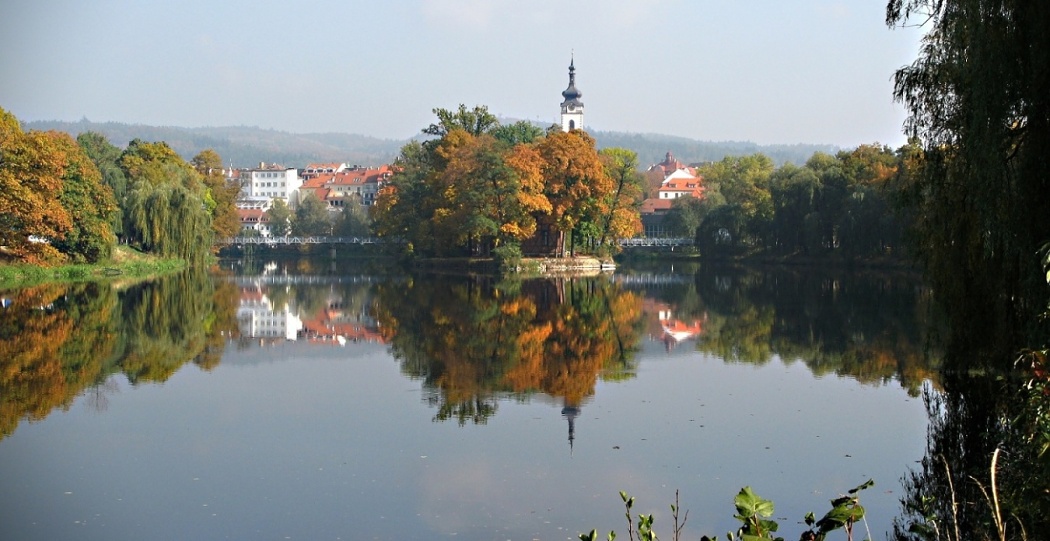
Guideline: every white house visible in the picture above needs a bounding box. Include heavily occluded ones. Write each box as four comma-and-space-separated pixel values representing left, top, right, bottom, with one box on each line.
237, 163, 303, 209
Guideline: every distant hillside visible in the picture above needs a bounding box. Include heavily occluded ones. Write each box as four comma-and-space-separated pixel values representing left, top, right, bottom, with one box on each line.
591, 130, 838, 167
24, 119, 405, 168
25, 119, 837, 169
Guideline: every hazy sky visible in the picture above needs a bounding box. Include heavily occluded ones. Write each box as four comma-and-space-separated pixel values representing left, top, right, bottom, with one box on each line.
1, 0, 923, 147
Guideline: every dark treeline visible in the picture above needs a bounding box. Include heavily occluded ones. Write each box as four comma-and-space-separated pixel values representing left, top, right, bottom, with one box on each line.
660, 143, 908, 260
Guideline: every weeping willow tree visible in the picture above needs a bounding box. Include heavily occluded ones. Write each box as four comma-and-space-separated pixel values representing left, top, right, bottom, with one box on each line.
888, 0, 1050, 364
119, 140, 213, 266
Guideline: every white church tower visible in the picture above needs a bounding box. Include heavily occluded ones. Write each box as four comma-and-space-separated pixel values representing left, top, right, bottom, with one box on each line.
560, 57, 584, 132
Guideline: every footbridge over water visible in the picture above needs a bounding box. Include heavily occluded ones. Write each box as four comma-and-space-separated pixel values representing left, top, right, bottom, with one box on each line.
220, 236, 694, 248
220, 236, 380, 245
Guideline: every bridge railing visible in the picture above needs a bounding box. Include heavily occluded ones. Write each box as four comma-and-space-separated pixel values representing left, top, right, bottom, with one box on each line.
618, 237, 694, 247
219, 236, 691, 247
219, 236, 381, 245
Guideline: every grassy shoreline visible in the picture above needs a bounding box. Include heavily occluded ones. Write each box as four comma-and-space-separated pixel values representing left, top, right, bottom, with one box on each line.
0, 246, 187, 289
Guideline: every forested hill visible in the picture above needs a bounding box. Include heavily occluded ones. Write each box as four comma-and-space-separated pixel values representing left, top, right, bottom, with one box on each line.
591, 130, 837, 167
24, 119, 837, 168
23, 120, 405, 168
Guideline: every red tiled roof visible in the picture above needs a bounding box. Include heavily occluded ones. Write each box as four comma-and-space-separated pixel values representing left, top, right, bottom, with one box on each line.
301, 174, 334, 189
237, 208, 269, 222
640, 198, 674, 214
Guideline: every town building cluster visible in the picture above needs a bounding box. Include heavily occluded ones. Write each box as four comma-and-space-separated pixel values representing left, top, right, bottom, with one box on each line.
230, 161, 394, 237
229, 58, 704, 239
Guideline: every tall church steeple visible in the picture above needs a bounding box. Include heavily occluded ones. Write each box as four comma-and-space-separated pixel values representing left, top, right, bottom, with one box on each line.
560, 56, 584, 132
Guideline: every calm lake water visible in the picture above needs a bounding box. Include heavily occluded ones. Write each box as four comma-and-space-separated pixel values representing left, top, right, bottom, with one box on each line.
0, 259, 938, 540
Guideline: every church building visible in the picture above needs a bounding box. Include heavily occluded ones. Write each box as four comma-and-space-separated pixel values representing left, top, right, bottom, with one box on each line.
560, 57, 584, 131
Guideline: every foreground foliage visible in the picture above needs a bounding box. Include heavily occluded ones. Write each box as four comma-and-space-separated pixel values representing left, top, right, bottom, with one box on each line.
580, 481, 874, 541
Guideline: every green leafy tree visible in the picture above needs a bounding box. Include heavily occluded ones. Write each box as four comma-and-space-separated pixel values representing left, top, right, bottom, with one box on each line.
491, 120, 545, 146
664, 196, 708, 239
371, 140, 436, 254
77, 131, 127, 237
422, 104, 500, 138
266, 198, 292, 237
51, 135, 117, 263
695, 154, 774, 249
192, 149, 240, 240
292, 193, 332, 236
334, 195, 370, 237
769, 163, 822, 253
119, 140, 212, 264
597, 147, 644, 249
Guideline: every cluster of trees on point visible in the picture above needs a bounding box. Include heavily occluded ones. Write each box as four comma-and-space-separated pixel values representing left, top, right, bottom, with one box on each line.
1, 107, 240, 267
370, 105, 645, 258
659, 143, 908, 258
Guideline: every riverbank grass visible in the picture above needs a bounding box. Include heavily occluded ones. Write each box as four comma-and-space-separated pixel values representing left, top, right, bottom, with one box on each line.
0, 246, 186, 288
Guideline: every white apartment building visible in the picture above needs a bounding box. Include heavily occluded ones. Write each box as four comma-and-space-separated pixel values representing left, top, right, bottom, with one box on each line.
238, 163, 303, 209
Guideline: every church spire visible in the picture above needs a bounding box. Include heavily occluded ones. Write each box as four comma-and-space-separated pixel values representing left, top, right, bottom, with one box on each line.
560, 55, 584, 132
561, 56, 582, 104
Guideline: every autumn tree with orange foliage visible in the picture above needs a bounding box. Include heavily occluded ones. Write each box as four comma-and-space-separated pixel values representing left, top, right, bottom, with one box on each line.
534, 130, 613, 257
371, 104, 641, 258
0, 107, 116, 265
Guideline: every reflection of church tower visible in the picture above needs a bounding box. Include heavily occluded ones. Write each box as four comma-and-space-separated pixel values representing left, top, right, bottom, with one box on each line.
560, 56, 584, 132
562, 404, 580, 454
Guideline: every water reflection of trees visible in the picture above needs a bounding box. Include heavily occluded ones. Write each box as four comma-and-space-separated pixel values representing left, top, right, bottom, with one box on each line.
892, 370, 1050, 540
0, 270, 239, 439
373, 277, 645, 425
653, 266, 941, 394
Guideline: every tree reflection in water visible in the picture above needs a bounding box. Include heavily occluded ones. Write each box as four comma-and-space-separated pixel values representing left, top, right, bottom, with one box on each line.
12, 262, 1042, 540
892, 369, 1050, 540
372, 276, 646, 425
0, 269, 239, 439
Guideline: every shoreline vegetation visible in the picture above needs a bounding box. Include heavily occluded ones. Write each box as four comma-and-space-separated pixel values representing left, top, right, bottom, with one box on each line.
0, 245, 187, 289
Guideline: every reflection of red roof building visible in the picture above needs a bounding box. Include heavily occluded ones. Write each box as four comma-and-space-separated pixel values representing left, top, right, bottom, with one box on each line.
299, 309, 385, 346
643, 298, 706, 351
660, 318, 704, 343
